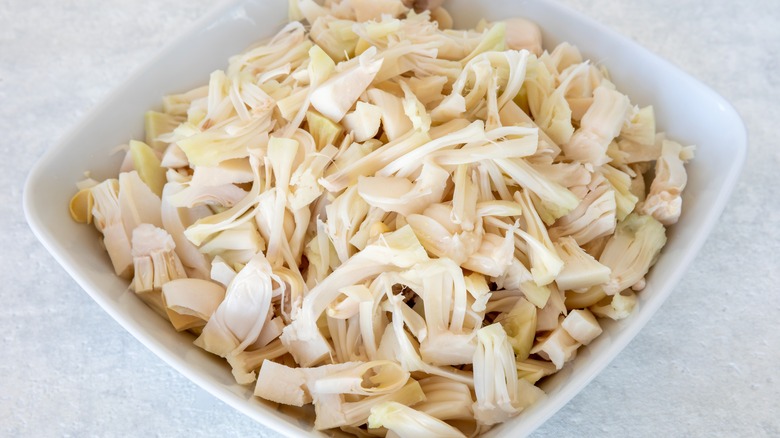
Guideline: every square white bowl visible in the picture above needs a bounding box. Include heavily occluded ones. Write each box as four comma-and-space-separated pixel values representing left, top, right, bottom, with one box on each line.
23, 0, 746, 436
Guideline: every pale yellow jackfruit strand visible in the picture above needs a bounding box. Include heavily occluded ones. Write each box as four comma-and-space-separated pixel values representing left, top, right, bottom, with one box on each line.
413, 259, 480, 366
378, 293, 475, 387
367, 87, 413, 141
495, 157, 579, 221
309, 16, 359, 62
327, 314, 366, 363
600, 163, 639, 221
313, 379, 426, 430
230, 340, 289, 387
549, 174, 617, 246
639, 140, 694, 225
162, 85, 208, 116
530, 324, 580, 370
266, 136, 299, 267
321, 129, 431, 192
130, 224, 187, 294
504, 18, 542, 56
326, 185, 370, 263
160, 182, 212, 279
514, 189, 564, 286
553, 236, 611, 291
564, 85, 631, 165
281, 226, 429, 367
472, 323, 542, 425
144, 111, 183, 151
351, 0, 408, 22
343, 101, 382, 142
416, 376, 475, 421
599, 213, 667, 295
368, 401, 466, 438
309, 360, 410, 396
69, 187, 93, 224
516, 358, 557, 385
590, 289, 638, 320
561, 309, 602, 344
496, 297, 536, 360
357, 163, 449, 217
161, 278, 226, 331
184, 155, 264, 246
90, 179, 133, 278
533, 62, 587, 146
194, 252, 279, 361
254, 359, 309, 406
310, 48, 383, 122
118, 171, 163, 238
406, 203, 484, 266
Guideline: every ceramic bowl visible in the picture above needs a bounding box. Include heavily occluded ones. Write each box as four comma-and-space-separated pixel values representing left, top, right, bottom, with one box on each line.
24, 0, 747, 436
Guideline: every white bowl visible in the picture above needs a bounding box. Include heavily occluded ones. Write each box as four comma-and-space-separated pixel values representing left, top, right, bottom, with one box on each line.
23, 0, 746, 436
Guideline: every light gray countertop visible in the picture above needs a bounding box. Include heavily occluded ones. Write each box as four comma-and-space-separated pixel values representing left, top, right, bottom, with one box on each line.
3, 0, 778, 436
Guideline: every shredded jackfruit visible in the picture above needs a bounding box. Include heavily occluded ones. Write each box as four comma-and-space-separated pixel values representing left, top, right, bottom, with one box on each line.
70, 1, 694, 435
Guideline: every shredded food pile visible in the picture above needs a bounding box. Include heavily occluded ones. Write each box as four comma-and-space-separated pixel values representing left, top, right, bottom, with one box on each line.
69, 1, 694, 436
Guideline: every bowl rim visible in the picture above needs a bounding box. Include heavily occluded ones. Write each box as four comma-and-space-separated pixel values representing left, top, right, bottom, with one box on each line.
23, 0, 748, 436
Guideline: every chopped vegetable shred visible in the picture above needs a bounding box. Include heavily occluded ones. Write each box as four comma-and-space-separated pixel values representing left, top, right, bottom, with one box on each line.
69, 0, 693, 435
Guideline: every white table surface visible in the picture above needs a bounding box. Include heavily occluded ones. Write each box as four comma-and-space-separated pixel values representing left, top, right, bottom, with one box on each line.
4, 0, 778, 436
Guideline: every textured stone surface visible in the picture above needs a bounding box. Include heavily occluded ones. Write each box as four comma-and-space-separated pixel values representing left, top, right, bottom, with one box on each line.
3, 0, 778, 436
